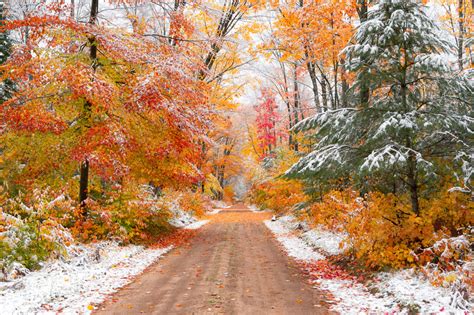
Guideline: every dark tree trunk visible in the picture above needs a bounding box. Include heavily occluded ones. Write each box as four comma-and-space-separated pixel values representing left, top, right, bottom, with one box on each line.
458, 0, 464, 71
321, 74, 328, 110
198, 0, 243, 81
79, 0, 99, 210
79, 160, 89, 207
357, 0, 369, 108
407, 151, 420, 215
340, 58, 349, 108
70, 0, 75, 19
286, 100, 293, 149
293, 64, 299, 152
333, 61, 339, 109
400, 45, 419, 215
306, 58, 321, 111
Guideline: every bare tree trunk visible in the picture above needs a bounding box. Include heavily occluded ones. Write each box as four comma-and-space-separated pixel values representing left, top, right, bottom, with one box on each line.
400, 46, 419, 215
340, 58, 349, 108
293, 64, 300, 152
198, 0, 244, 80
70, 0, 75, 19
458, 0, 465, 71
330, 14, 339, 109
321, 73, 328, 111
79, 0, 99, 211
333, 61, 339, 109
407, 153, 420, 215
285, 100, 293, 149
357, 0, 369, 107
277, 60, 294, 149
306, 57, 321, 111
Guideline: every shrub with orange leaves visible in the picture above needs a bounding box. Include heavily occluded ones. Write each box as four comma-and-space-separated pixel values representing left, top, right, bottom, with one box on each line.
175, 190, 210, 218
0, 188, 74, 271
307, 189, 363, 232
307, 186, 472, 271
223, 186, 235, 203
249, 178, 307, 214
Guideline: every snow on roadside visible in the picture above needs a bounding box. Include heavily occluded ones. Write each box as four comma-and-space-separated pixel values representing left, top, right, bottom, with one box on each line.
315, 278, 399, 313
249, 205, 272, 213
206, 201, 231, 215
265, 215, 471, 314
211, 200, 231, 209
0, 242, 172, 314
206, 208, 221, 215
0, 201, 210, 314
373, 269, 469, 313
264, 219, 324, 262
302, 228, 346, 256
184, 220, 210, 230
248, 204, 260, 212
168, 201, 197, 227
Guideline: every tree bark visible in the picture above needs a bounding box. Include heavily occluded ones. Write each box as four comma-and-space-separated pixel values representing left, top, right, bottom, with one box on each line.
357, 0, 369, 107
457, 0, 464, 71
198, 0, 243, 81
333, 60, 339, 109
407, 153, 420, 215
285, 100, 293, 149
292, 64, 299, 152
306, 55, 321, 111
70, 0, 75, 19
340, 58, 349, 108
79, 0, 99, 210
321, 73, 328, 111
400, 44, 419, 215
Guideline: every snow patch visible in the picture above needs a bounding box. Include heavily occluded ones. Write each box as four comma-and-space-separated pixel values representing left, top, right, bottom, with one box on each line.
0, 242, 172, 314
264, 220, 324, 262
316, 278, 400, 313
248, 204, 260, 212
265, 215, 471, 313
302, 228, 346, 256
168, 203, 197, 228
206, 208, 222, 215
183, 220, 209, 230
211, 200, 231, 209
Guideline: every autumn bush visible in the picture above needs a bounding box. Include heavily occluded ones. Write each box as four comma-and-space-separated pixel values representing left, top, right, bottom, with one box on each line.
248, 149, 307, 213
249, 178, 307, 214
0, 189, 73, 272
70, 192, 173, 244
304, 187, 472, 271
69, 187, 211, 243
0, 184, 210, 274
223, 186, 235, 203
175, 190, 210, 217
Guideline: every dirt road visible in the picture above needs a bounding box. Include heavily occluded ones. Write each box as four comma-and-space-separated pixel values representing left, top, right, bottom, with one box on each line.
95, 204, 331, 314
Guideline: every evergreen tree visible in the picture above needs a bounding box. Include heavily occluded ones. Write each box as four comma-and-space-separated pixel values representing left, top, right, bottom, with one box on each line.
0, 1, 13, 102
286, 0, 473, 214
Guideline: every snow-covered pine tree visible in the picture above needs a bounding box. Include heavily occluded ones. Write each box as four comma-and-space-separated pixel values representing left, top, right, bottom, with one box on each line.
286, 0, 473, 214
0, 1, 13, 102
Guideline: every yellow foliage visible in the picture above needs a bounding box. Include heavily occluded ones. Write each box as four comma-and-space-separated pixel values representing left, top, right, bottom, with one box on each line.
308, 186, 472, 270
249, 178, 307, 214
176, 190, 209, 217
203, 174, 223, 197
223, 186, 235, 202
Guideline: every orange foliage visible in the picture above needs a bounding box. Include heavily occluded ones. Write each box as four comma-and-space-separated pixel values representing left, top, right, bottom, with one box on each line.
223, 186, 235, 202
250, 178, 307, 214
176, 190, 210, 218
306, 187, 472, 270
